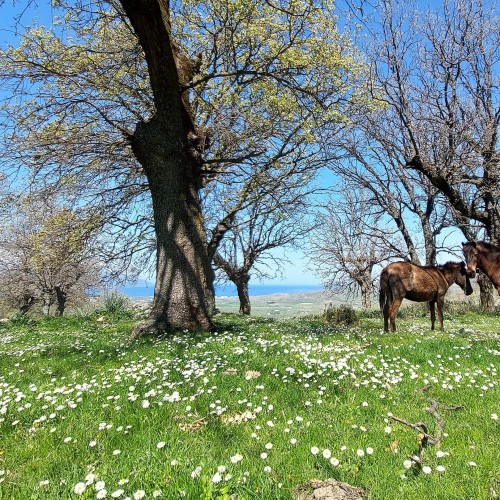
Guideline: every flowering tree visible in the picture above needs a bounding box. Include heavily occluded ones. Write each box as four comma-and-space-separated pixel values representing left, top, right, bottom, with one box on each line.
0, 200, 102, 315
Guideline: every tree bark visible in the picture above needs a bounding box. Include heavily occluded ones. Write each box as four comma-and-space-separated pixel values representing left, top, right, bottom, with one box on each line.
422, 221, 437, 266
119, 0, 215, 337
236, 277, 251, 315
129, 119, 215, 337
477, 271, 495, 312
42, 290, 52, 316
54, 286, 67, 316
359, 279, 372, 309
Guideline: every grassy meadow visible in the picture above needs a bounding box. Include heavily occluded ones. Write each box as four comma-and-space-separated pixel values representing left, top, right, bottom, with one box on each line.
1, 302, 500, 499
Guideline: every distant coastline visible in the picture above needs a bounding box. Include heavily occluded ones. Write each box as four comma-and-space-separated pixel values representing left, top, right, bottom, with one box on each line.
119, 283, 322, 299
118, 282, 481, 319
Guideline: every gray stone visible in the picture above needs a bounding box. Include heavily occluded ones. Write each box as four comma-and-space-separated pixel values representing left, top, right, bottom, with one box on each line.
294, 479, 365, 500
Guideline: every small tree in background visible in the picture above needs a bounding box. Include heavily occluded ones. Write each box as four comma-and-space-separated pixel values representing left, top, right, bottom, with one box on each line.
309, 191, 396, 309
0, 199, 102, 315
212, 181, 315, 315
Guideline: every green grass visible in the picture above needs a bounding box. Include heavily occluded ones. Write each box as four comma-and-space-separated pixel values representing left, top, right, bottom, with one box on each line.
1, 309, 500, 499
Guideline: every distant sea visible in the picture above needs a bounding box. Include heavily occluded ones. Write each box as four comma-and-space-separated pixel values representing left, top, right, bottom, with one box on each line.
119, 283, 322, 298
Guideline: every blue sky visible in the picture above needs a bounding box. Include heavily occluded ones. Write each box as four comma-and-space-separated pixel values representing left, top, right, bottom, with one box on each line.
0, 2, 55, 45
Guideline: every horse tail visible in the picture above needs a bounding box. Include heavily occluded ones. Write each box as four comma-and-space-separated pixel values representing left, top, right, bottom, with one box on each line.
379, 268, 391, 311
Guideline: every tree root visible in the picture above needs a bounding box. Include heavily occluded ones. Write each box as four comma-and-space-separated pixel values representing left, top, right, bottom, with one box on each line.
128, 313, 216, 341
128, 318, 168, 340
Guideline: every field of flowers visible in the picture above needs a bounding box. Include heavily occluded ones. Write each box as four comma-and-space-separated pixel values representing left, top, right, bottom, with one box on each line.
1, 309, 500, 499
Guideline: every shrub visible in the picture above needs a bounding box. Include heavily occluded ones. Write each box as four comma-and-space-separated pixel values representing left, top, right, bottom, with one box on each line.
101, 290, 130, 315
395, 303, 428, 319
443, 299, 487, 316
323, 303, 359, 326
8, 312, 33, 325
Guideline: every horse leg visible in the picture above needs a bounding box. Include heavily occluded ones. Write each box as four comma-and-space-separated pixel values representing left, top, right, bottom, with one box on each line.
429, 301, 436, 330
437, 297, 445, 331
383, 302, 390, 332
389, 298, 402, 332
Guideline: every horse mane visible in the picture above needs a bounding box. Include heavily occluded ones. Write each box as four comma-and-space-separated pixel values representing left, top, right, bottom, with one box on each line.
476, 241, 500, 253
439, 261, 462, 269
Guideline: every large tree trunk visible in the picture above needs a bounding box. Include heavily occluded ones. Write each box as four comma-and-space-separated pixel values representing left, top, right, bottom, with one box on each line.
119, 0, 215, 337
477, 271, 495, 312
129, 120, 215, 337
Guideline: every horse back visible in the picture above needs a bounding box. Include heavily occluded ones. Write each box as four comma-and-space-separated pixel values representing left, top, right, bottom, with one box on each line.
383, 262, 447, 302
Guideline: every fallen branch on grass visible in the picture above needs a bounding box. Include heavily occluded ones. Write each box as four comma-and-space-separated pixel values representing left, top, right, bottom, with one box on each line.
425, 399, 464, 447
417, 384, 432, 394
388, 415, 438, 446
389, 399, 465, 471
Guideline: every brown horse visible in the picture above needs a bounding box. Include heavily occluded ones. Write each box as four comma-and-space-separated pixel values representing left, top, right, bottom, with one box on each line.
462, 241, 500, 294
379, 261, 473, 332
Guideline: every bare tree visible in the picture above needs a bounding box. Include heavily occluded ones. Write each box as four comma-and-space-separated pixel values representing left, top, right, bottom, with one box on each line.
308, 191, 395, 308
404, 0, 499, 243
354, 0, 498, 306
211, 178, 316, 314
323, 104, 453, 266
361, 0, 499, 242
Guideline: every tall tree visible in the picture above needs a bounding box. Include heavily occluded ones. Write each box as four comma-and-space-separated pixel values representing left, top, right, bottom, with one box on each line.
115, 0, 217, 335
355, 0, 498, 306
362, 0, 499, 242
1, 0, 368, 335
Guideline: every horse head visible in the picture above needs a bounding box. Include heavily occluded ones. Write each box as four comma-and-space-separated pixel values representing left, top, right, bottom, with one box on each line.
459, 261, 474, 296
462, 241, 478, 278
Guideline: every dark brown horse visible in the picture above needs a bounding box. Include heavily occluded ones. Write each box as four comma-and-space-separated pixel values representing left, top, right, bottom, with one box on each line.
462, 241, 500, 294
379, 261, 473, 332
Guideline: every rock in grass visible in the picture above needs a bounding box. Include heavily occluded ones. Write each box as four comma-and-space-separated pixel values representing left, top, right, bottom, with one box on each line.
294, 479, 365, 500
